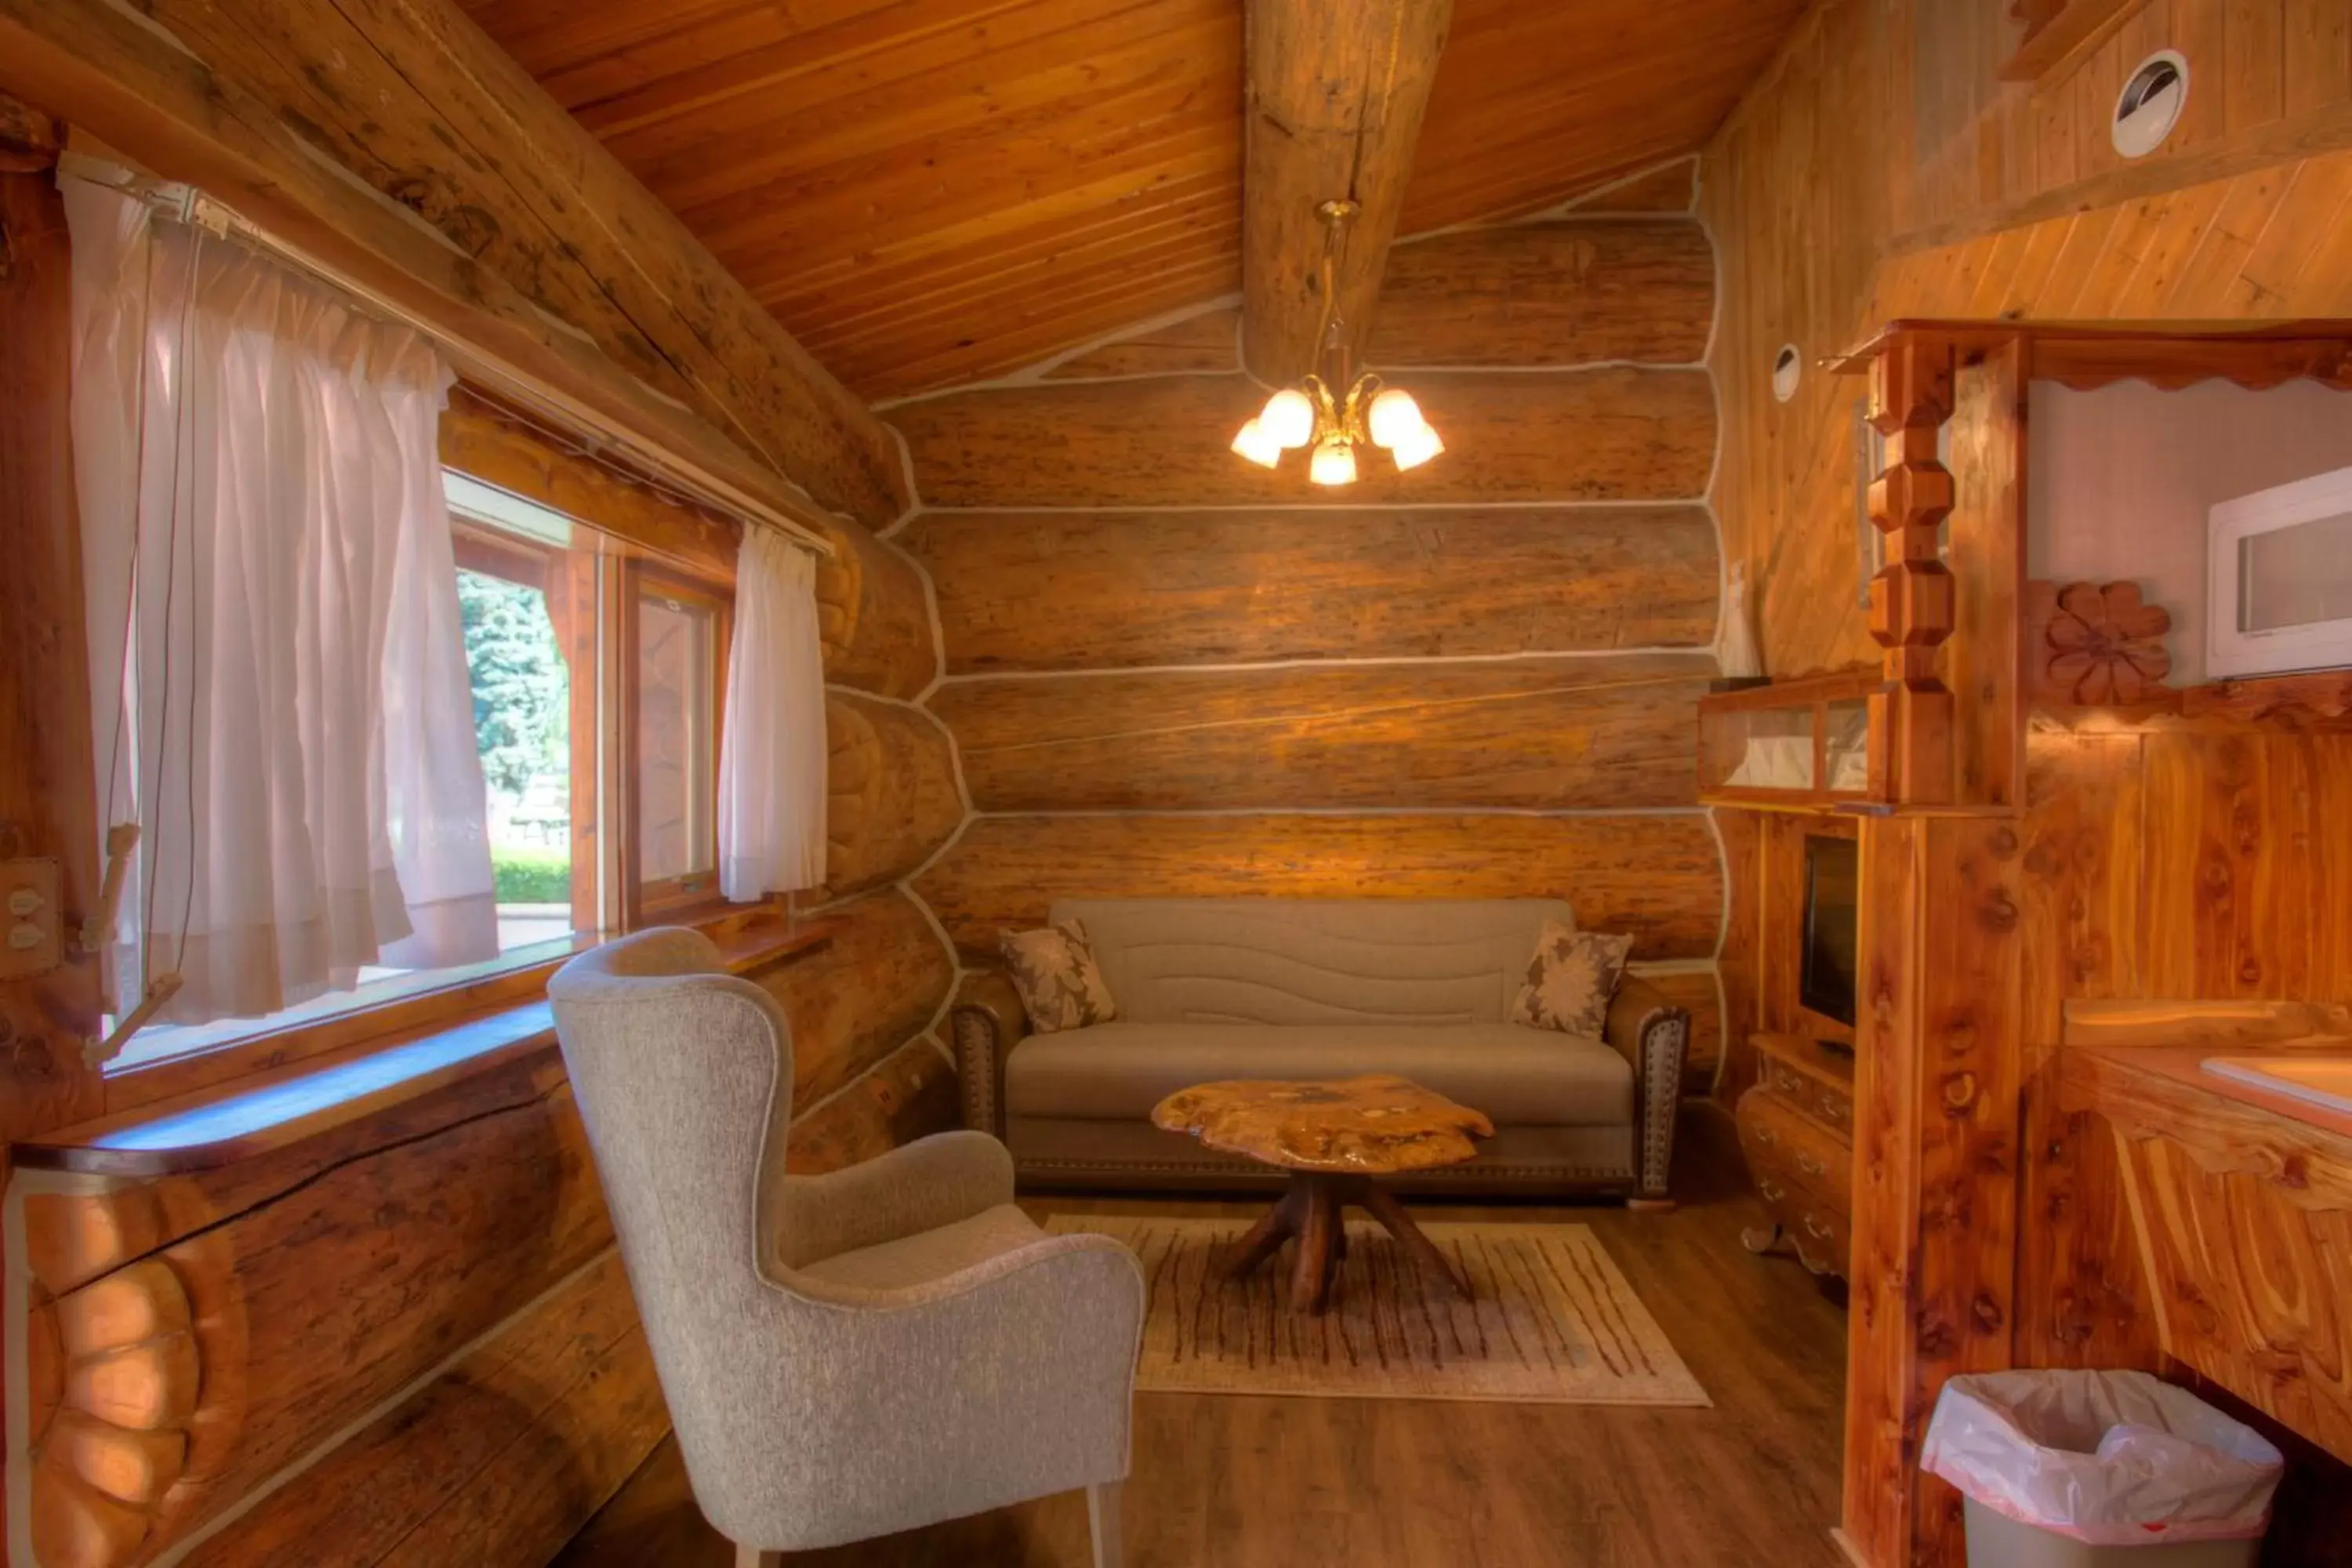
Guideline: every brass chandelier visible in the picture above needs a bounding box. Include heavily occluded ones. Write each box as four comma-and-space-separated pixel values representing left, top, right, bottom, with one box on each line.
1230, 199, 1443, 485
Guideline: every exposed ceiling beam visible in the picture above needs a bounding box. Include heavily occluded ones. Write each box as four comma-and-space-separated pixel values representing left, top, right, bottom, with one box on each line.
0, 0, 909, 531
1240, 0, 1453, 387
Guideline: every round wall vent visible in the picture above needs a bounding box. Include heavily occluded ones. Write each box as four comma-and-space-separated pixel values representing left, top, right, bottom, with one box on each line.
2113, 51, 2188, 158
1772, 343, 1802, 403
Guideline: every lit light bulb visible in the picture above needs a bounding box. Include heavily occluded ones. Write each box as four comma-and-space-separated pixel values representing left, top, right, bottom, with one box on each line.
1388, 423, 1445, 471
1230, 418, 1283, 469
1308, 438, 1358, 486
1260, 388, 1316, 449
1367, 387, 1428, 450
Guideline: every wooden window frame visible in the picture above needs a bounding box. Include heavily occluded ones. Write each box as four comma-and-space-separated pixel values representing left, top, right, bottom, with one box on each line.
99, 479, 750, 1113
617, 559, 733, 931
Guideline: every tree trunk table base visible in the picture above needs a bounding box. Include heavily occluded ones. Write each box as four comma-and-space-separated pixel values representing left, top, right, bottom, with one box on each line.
1224, 1171, 1471, 1316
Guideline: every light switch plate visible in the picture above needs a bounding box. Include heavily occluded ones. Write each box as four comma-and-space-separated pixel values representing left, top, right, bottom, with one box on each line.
0, 858, 62, 979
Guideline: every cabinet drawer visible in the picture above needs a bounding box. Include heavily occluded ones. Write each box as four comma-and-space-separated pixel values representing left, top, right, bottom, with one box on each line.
1763, 1055, 1853, 1134
1786, 1195, 1849, 1279
1736, 1086, 1851, 1213
1744, 1145, 1848, 1279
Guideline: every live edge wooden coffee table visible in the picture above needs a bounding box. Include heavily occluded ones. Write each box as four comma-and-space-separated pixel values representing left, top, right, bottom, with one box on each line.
1151, 1074, 1494, 1316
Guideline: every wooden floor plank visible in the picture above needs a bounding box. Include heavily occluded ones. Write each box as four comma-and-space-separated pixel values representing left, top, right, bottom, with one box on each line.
552, 1109, 1846, 1568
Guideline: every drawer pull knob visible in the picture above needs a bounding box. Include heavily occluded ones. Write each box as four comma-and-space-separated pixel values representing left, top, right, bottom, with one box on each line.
1798, 1154, 1825, 1177
1759, 1180, 1786, 1202
1803, 1215, 1834, 1240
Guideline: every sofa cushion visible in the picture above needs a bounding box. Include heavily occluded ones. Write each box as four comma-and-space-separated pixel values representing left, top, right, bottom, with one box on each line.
1513, 921, 1633, 1036
997, 919, 1117, 1033
1047, 898, 1579, 1027
1004, 1022, 1632, 1128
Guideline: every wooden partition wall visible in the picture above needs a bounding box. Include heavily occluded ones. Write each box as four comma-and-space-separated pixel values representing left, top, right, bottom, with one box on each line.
887, 175, 1732, 1091
1711, 313, 2352, 1565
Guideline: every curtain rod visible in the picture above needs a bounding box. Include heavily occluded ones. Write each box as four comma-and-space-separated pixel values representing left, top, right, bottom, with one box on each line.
60, 153, 836, 561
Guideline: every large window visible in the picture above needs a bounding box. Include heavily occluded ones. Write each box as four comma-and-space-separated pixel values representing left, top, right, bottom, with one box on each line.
108, 471, 734, 1076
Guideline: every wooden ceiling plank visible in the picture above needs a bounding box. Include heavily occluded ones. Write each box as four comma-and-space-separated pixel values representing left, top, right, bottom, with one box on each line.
1241, 0, 1454, 386
748, 168, 1240, 306
1406, 128, 1714, 232
806, 252, 1241, 382
670, 33, 1238, 242
818, 249, 1242, 383
782, 201, 1240, 343
858, 260, 1243, 396
594, 0, 1204, 157
554, 0, 1036, 128
710, 129, 1241, 296
451, 0, 765, 78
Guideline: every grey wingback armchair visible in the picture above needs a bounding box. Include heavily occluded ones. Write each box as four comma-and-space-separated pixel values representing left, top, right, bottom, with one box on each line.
548, 929, 1146, 1567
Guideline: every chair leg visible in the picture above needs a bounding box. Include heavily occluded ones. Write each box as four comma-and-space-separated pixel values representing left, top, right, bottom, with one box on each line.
734, 1544, 782, 1568
1087, 1479, 1123, 1568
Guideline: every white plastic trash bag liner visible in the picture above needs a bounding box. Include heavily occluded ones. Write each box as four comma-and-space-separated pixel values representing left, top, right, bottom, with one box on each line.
1922, 1370, 2283, 1547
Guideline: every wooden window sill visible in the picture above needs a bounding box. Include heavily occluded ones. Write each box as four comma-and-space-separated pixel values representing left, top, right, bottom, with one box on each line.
18, 915, 840, 1178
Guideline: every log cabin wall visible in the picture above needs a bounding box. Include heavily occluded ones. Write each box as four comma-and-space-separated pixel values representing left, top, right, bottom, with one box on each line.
885, 179, 1732, 1094
3, 191, 967, 1568
1705, 0, 2352, 678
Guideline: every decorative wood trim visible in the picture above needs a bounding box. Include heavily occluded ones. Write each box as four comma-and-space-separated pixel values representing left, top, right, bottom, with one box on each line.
1834, 319, 2352, 391
2024, 580, 2173, 708
2180, 672, 2352, 726
1864, 330, 1958, 805
1240, 0, 1454, 386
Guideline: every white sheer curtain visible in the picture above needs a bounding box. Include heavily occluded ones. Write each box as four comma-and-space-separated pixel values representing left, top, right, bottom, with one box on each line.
717, 527, 829, 900
64, 176, 498, 1031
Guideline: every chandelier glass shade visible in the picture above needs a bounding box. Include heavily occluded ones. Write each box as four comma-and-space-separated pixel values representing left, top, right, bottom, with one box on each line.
1231, 374, 1443, 485
1230, 200, 1444, 486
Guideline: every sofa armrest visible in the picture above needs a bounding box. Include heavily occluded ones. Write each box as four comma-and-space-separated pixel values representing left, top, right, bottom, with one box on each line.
1603, 975, 1690, 1202
951, 968, 1030, 1138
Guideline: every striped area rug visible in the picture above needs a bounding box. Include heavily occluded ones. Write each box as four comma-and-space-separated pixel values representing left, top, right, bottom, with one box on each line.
1045, 1217, 1708, 1406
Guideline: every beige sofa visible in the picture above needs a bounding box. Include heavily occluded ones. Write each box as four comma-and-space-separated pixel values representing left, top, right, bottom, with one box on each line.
952, 898, 1690, 1201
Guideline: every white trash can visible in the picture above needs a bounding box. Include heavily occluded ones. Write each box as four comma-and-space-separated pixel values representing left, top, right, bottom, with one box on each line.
1921, 1370, 2283, 1567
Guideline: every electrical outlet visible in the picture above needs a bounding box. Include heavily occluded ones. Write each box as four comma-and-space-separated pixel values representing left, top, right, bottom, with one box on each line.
0, 858, 62, 979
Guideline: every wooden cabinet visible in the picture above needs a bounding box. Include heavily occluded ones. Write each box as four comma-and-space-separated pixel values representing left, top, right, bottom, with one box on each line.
1698, 666, 1882, 809
1736, 1033, 1855, 1279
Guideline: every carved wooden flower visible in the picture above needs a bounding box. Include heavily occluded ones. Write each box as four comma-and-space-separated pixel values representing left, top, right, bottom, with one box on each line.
2046, 581, 2172, 705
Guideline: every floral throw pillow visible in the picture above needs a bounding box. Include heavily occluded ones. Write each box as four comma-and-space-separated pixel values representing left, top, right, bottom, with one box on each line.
998, 920, 1118, 1033
1512, 920, 1633, 1038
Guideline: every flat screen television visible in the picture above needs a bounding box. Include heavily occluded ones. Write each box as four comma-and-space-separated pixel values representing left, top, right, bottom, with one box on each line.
1800, 834, 1860, 1030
